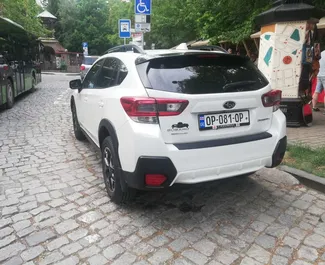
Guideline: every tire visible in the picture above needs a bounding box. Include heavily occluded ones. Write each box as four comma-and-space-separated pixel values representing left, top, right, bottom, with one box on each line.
101, 136, 135, 204
30, 75, 36, 92
6, 79, 14, 109
71, 103, 86, 141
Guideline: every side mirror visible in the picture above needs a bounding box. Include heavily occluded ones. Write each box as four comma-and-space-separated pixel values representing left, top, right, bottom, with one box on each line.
69, 79, 82, 91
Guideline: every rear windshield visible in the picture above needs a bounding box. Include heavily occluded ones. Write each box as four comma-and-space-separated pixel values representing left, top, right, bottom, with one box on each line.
83, 57, 98, 65
137, 54, 269, 94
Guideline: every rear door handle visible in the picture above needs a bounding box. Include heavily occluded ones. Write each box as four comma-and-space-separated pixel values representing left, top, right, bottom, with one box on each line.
99, 101, 104, 108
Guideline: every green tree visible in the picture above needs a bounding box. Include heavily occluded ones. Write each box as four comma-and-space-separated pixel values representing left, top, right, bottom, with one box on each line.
1, 0, 48, 36
54, 0, 112, 54
147, 0, 324, 47
145, 0, 198, 48
195, 0, 271, 44
106, 0, 134, 46
41, 0, 325, 52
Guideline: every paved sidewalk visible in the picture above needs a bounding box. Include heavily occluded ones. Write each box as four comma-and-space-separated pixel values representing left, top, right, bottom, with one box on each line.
287, 107, 325, 148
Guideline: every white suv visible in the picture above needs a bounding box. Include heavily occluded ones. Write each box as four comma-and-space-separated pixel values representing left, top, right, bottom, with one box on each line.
70, 46, 287, 204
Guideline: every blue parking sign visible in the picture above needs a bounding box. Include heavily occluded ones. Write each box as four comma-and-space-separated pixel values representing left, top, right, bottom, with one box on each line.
82, 42, 88, 56
135, 0, 151, 15
118, 19, 131, 38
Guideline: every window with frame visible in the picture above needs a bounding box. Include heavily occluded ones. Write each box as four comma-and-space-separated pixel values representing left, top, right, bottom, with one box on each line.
82, 59, 104, 89
96, 57, 128, 88
117, 60, 128, 85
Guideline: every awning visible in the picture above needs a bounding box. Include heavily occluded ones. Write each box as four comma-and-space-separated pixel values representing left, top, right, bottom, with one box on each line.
190, 40, 210, 46
170, 39, 203, 49
40, 39, 66, 53
317, 17, 325, 29
250, 31, 261, 39
37, 10, 57, 20
0, 16, 30, 42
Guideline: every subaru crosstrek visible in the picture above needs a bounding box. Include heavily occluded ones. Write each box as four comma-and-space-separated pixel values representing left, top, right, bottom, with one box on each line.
69, 47, 287, 204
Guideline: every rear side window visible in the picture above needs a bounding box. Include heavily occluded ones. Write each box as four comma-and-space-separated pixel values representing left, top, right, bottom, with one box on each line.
137, 54, 269, 94
83, 57, 98, 65
96, 57, 128, 88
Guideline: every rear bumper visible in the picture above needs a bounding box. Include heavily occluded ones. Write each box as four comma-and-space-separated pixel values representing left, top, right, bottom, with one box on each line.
122, 135, 287, 190
119, 110, 286, 189
269, 135, 287, 168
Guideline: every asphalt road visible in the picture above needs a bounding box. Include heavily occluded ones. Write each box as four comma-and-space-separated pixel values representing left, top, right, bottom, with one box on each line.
0, 73, 325, 265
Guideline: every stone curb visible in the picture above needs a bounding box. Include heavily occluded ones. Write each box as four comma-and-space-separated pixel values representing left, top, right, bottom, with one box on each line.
42, 72, 79, 76
279, 165, 325, 186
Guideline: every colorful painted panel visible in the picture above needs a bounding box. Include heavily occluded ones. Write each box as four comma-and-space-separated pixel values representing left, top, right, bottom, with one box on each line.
258, 22, 306, 98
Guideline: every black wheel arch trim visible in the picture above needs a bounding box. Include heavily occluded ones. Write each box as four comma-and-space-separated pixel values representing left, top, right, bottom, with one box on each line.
268, 136, 287, 168
98, 119, 119, 149
98, 119, 128, 191
121, 156, 178, 190
70, 95, 75, 110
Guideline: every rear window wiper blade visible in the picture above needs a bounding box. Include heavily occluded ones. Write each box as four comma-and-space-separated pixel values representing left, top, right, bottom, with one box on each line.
223, 81, 256, 91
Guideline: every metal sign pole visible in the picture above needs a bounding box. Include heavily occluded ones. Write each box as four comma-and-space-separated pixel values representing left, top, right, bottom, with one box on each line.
141, 33, 144, 49
124, 38, 126, 45
135, 0, 151, 50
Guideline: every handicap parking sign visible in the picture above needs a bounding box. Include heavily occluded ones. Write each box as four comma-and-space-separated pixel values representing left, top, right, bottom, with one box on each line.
135, 0, 151, 15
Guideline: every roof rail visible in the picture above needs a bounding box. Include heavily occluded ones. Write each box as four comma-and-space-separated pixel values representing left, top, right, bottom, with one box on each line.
103, 44, 146, 55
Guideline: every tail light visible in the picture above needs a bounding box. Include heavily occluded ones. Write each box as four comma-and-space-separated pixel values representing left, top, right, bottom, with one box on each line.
80, 65, 85, 71
145, 174, 167, 186
3, 65, 9, 71
120, 97, 189, 124
262, 90, 282, 112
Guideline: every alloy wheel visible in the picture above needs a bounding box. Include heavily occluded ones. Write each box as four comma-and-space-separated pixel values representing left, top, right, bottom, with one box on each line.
103, 147, 115, 192
72, 107, 78, 132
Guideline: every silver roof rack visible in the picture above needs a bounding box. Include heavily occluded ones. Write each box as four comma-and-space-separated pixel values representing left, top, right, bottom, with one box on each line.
104, 44, 146, 55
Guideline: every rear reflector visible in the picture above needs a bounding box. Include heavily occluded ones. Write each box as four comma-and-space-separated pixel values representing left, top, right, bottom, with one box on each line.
3, 65, 9, 71
262, 90, 282, 112
80, 65, 85, 71
120, 97, 189, 124
145, 174, 167, 186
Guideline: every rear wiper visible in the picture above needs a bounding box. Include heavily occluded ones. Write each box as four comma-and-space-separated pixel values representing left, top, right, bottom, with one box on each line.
223, 81, 256, 91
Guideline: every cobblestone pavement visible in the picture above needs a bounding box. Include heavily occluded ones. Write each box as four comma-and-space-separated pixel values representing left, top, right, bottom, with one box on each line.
1, 74, 325, 265
287, 107, 325, 149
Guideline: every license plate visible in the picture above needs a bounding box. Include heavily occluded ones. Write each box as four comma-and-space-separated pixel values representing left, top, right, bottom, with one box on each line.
199, 111, 250, 130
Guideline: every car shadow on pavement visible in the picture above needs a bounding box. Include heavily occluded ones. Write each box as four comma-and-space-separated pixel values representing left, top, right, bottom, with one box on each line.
125, 174, 268, 217
76, 131, 287, 233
